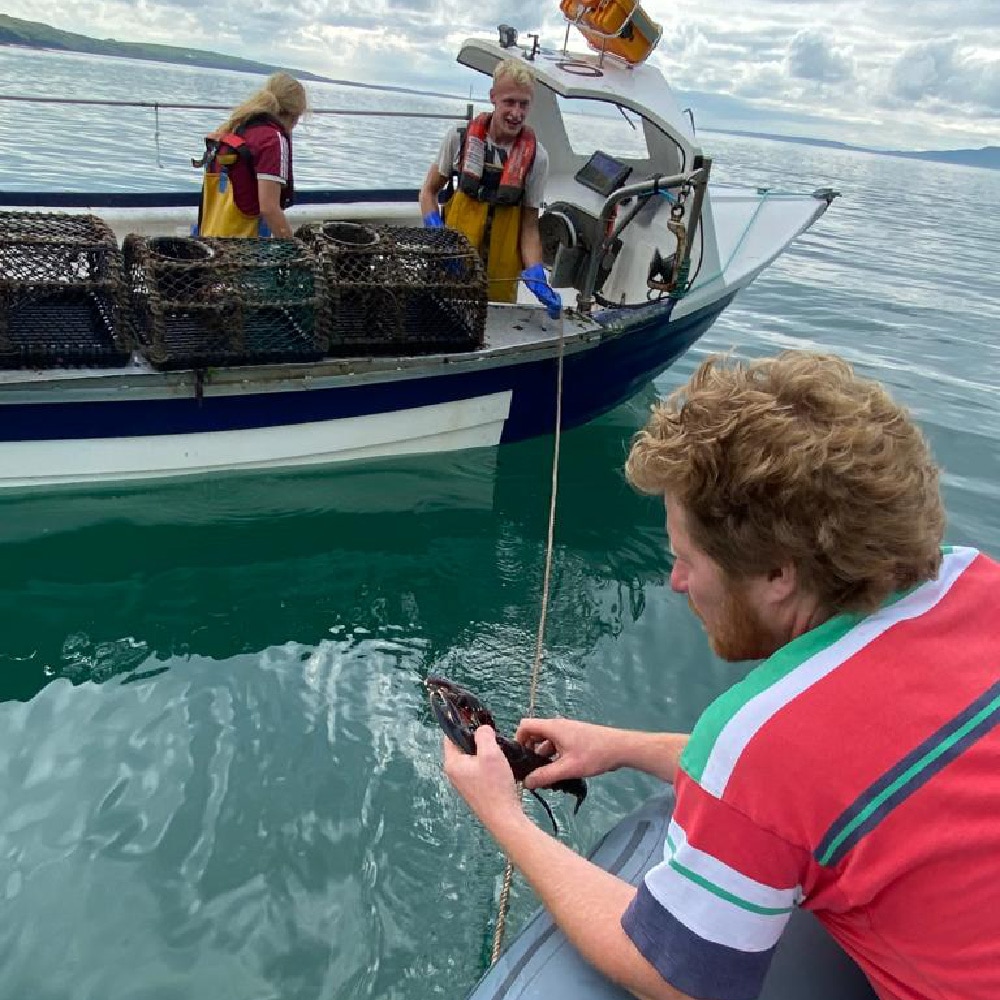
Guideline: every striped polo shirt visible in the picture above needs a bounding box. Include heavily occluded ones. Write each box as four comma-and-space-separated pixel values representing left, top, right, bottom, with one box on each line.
622, 546, 1000, 1000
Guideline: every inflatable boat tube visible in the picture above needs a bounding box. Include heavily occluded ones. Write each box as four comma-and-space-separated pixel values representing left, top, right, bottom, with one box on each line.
467, 790, 877, 1000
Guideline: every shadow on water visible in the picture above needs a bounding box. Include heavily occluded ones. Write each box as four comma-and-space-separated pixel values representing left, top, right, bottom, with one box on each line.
0, 390, 670, 703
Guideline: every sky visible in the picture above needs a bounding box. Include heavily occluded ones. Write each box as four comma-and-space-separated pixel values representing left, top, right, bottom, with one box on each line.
4, 0, 999, 150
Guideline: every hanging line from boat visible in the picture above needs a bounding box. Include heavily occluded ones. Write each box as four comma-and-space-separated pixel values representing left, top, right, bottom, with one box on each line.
489, 307, 567, 967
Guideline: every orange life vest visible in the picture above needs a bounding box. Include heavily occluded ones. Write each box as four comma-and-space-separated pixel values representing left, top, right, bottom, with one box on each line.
457, 113, 537, 206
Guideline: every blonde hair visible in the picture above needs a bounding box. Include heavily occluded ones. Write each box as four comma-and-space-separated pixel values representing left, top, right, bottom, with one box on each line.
219, 72, 308, 134
493, 58, 535, 90
625, 352, 945, 613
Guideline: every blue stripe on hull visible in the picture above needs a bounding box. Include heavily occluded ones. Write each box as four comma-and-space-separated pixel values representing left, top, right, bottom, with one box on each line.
501, 297, 731, 442
0, 297, 732, 444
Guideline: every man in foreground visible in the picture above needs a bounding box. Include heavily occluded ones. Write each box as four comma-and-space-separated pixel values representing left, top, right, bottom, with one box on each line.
443, 351, 1000, 1000
418, 58, 561, 317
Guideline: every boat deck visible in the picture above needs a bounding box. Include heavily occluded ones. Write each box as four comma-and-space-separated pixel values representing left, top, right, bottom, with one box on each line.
0, 301, 608, 392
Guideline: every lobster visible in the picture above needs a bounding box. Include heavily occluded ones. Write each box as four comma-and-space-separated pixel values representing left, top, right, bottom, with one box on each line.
426, 674, 587, 833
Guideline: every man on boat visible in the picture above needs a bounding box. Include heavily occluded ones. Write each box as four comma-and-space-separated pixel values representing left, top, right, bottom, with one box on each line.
443, 351, 1000, 1000
418, 58, 562, 318
194, 72, 307, 239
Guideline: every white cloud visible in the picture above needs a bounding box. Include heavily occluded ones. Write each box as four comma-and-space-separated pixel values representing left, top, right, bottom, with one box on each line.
2, 0, 998, 148
787, 30, 853, 83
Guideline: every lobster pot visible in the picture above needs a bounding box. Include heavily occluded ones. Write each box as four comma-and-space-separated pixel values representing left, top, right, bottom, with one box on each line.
124, 235, 324, 371
0, 211, 129, 369
559, 0, 662, 65
299, 222, 487, 357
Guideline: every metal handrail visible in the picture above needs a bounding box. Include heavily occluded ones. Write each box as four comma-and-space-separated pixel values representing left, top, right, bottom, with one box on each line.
577, 165, 710, 313
0, 94, 473, 120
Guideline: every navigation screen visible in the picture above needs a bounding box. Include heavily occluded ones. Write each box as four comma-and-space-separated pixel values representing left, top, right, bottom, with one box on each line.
574, 150, 632, 197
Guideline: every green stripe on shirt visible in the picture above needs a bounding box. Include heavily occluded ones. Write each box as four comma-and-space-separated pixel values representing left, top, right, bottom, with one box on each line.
681, 611, 863, 783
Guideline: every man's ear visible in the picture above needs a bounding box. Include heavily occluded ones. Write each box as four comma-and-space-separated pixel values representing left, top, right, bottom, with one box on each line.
488, 86, 496, 104
765, 562, 799, 605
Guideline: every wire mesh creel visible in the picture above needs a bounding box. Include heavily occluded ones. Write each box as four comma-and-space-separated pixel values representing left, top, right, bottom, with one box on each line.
0, 211, 130, 369
297, 221, 488, 357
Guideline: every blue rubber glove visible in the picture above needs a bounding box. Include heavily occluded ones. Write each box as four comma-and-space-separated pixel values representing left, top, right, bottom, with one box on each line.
521, 263, 562, 320
423, 210, 444, 228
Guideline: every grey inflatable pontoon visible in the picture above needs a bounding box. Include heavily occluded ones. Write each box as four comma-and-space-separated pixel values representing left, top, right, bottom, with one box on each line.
467, 791, 877, 1000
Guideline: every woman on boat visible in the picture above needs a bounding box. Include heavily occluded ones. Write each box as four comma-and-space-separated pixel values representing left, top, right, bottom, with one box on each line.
195, 72, 307, 239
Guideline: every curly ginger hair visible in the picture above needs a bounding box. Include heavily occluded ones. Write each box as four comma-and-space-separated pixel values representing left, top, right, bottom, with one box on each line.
625, 352, 946, 613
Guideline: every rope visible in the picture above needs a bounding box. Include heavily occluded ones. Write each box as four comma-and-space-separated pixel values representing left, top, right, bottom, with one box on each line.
489, 311, 566, 965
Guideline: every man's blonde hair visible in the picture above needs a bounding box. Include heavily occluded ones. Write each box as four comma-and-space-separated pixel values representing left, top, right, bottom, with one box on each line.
493, 58, 535, 90
625, 351, 945, 613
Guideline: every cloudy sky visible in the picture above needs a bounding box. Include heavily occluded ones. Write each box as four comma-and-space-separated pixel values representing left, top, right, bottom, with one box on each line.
5, 0, 999, 149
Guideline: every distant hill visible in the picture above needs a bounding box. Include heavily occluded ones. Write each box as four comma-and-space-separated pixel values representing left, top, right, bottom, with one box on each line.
0, 13, 466, 101
699, 127, 1000, 171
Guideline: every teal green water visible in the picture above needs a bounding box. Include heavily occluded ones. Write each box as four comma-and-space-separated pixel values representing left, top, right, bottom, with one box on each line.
2, 48, 1000, 1000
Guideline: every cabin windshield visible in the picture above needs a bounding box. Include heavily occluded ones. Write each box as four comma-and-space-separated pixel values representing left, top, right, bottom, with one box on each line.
555, 96, 650, 159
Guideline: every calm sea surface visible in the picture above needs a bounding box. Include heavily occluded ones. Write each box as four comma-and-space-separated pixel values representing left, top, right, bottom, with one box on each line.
1, 47, 999, 1000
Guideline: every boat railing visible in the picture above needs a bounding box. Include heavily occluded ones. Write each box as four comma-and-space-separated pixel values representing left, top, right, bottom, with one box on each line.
0, 94, 476, 172
0, 94, 475, 122
576, 162, 711, 313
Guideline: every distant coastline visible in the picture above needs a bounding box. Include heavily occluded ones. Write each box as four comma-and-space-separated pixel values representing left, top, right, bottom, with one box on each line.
0, 13, 468, 103
3, 13, 997, 171
698, 127, 999, 171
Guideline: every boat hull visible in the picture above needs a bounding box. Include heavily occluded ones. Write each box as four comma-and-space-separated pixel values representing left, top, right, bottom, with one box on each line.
0, 296, 730, 489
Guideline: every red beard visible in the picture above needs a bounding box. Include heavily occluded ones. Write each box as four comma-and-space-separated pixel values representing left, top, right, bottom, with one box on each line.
690, 585, 778, 663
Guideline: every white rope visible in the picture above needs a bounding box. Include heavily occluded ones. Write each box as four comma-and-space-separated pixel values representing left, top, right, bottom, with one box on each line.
490, 318, 566, 964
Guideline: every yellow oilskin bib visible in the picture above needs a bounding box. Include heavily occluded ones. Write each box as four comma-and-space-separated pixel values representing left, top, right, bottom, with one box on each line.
444, 190, 523, 303
199, 171, 261, 239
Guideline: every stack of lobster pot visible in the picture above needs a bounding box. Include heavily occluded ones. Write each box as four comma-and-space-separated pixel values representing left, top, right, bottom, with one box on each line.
0, 211, 130, 369
296, 221, 488, 357
123, 235, 325, 370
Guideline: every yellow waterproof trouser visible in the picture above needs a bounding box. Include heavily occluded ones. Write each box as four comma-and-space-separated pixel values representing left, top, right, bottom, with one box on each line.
444, 191, 522, 303
199, 172, 261, 238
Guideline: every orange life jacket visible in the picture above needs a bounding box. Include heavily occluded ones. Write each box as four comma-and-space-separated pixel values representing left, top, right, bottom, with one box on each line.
457, 113, 537, 206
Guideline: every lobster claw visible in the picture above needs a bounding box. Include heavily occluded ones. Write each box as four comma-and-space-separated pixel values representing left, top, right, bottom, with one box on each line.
426, 674, 494, 755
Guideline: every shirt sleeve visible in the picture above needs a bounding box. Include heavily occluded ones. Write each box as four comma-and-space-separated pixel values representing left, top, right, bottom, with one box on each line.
251, 127, 290, 186
434, 126, 462, 178
524, 142, 548, 209
621, 770, 809, 1000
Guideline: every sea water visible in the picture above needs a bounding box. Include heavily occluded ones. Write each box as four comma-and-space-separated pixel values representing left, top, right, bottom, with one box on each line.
0, 46, 998, 1000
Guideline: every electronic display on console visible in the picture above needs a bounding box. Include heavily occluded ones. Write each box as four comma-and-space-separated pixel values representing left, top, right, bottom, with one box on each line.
573, 150, 633, 197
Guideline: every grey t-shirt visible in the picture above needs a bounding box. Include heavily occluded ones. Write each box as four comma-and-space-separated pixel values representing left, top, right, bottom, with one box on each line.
435, 125, 549, 209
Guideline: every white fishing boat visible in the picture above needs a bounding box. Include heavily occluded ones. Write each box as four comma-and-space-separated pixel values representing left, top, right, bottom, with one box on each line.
0, 17, 837, 491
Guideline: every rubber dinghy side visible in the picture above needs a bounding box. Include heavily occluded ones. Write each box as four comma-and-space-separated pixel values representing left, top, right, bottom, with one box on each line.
465, 789, 878, 1000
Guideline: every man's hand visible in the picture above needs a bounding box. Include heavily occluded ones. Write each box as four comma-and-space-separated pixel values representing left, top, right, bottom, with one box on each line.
442, 725, 526, 831
515, 718, 625, 789
517, 720, 691, 786
423, 209, 445, 228
521, 263, 562, 319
